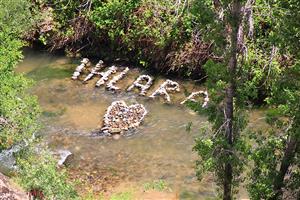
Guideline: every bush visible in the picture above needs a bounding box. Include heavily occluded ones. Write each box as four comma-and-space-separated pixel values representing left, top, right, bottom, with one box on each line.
0, 0, 40, 150
90, 0, 202, 70
34, 0, 210, 76
16, 148, 79, 200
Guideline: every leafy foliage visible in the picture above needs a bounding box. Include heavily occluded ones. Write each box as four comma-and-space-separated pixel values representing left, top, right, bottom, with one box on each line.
1, 1, 79, 199
143, 180, 169, 192
248, 63, 300, 199
0, 72, 40, 150
189, 1, 298, 199
0, 0, 39, 150
33, 0, 210, 75
16, 147, 78, 200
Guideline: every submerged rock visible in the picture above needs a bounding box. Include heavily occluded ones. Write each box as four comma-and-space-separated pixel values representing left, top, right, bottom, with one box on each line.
112, 134, 121, 140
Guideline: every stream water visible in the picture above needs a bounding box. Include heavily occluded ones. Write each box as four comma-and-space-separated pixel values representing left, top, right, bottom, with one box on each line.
16, 49, 257, 199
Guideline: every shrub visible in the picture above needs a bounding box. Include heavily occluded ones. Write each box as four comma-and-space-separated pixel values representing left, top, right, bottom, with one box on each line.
16, 148, 79, 200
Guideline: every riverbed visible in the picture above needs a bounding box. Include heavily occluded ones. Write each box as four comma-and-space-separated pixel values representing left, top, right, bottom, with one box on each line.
16, 49, 256, 199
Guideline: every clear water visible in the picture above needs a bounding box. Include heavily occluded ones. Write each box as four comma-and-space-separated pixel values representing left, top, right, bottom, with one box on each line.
17, 49, 258, 199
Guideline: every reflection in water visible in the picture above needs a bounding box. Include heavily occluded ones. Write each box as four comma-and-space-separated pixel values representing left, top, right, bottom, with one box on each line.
17, 49, 260, 199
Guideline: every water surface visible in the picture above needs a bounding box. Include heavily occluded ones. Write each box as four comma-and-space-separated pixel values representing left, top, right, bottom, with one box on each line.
17, 49, 258, 199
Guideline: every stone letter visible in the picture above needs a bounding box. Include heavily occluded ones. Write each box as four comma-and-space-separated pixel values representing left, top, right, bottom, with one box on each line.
95, 65, 117, 87
83, 60, 105, 82
71, 58, 90, 80
106, 67, 130, 91
180, 90, 209, 108
149, 79, 180, 102
127, 75, 153, 95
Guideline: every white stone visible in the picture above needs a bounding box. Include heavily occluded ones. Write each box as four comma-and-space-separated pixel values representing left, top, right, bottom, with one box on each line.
83, 60, 105, 82
95, 65, 117, 87
149, 79, 180, 102
106, 67, 130, 91
180, 90, 209, 108
127, 75, 153, 95
71, 58, 90, 80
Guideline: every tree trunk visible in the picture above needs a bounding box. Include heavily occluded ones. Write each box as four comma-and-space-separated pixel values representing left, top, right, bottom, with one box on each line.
223, 1, 242, 200
272, 134, 299, 199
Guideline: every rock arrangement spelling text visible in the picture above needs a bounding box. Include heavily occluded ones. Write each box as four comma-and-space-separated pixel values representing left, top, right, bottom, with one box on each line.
72, 59, 209, 135
72, 58, 209, 106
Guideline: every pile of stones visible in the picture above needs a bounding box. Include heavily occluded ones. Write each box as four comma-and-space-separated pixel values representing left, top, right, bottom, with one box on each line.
101, 101, 147, 136
83, 60, 105, 82
95, 65, 117, 87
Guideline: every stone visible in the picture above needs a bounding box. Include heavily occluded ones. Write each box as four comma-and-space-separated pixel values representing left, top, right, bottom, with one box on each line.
95, 65, 117, 87
106, 67, 129, 91
127, 75, 153, 95
53, 150, 72, 166
180, 90, 209, 108
101, 101, 147, 135
83, 60, 105, 82
110, 128, 122, 133
112, 134, 121, 140
71, 58, 90, 80
149, 79, 180, 102
0, 144, 23, 174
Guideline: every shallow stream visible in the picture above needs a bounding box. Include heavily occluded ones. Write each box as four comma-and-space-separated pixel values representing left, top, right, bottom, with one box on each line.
16, 49, 258, 199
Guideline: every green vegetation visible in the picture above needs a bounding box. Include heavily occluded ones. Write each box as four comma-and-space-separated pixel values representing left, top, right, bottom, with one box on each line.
110, 191, 133, 200
0, 0, 78, 199
16, 148, 78, 199
1, 0, 299, 199
0, 0, 39, 150
31, 0, 208, 76
143, 179, 170, 192
189, 1, 300, 200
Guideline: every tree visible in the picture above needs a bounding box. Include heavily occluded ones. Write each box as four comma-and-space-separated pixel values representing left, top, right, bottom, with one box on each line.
190, 0, 253, 199
0, 0, 39, 150
248, 61, 300, 200
0, 1, 78, 199
247, 1, 300, 199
